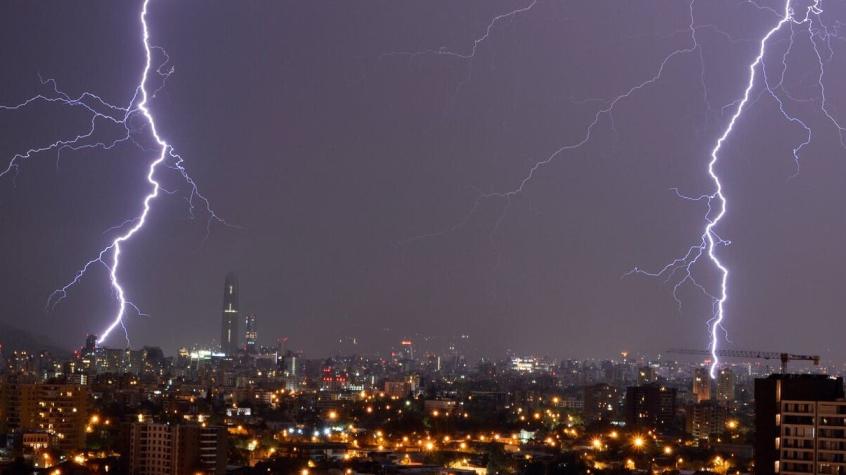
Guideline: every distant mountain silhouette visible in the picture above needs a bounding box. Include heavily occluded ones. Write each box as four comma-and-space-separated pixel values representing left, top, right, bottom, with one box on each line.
0, 322, 72, 357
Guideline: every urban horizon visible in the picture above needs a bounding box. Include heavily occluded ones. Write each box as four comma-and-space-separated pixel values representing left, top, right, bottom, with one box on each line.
19, 268, 841, 366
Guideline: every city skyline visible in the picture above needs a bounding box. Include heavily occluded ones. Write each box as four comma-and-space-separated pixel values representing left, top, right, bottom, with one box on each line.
2, 320, 784, 474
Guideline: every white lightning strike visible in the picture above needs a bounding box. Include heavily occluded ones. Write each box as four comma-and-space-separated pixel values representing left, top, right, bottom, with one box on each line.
1, 0, 228, 346
700, 6, 791, 376
389, 0, 843, 378
94, 0, 166, 344
632, 0, 834, 378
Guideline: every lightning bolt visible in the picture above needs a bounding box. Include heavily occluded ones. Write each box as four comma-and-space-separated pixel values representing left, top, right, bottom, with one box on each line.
92, 0, 166, 345
386, 0, 844, 378
807, 4, 846, 149
631, 0, 837, 378
1, 0, 228, 346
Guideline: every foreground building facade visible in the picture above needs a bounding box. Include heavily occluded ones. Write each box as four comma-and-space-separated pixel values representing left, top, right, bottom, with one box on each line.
128, 422, 226, 475
755, 374, 845, 475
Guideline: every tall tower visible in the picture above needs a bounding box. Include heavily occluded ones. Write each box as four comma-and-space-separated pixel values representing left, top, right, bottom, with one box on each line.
220, 272, 239, 356
244, 314, 257, 354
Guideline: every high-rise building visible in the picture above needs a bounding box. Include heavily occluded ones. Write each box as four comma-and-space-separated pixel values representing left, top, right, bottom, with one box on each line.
79, 334, 99, 375
716, 367, 736, 403
282, 351, 299, 390
244, 314, 257, 354
220, 272, 239, 356
4, 350, 35, 378
83, 334, 97, 355
94, 347, 145, 375
384, 380, 411, 399
624, 383, 678, 431
754, 374, 844, 475
0, 383, 89, 452
771, 399, 846, 475
320, 358, 348, 391
128, 422, 226, 475
692, 367, 712, 402
686, 400, 728, 440
400, 340, 414, 361
584, 383, 622, 423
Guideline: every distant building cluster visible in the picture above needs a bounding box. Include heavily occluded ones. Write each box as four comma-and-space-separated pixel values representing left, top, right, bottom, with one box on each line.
0, 273, 839, 474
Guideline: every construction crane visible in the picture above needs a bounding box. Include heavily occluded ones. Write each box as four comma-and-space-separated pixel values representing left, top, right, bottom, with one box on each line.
666, 348, 821, 374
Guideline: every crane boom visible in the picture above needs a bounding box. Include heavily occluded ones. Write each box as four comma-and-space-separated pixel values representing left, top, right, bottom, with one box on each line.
666, 348, 820, 373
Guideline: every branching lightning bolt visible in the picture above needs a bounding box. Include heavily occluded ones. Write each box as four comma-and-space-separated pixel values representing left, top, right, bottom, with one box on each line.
93, 0, 166, 345
1, 0, 229, 346
386, 0, 845, 378
630, 0, 839, 378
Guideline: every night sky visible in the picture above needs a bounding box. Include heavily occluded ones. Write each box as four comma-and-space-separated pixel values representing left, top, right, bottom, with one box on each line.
2, 0, 846, 359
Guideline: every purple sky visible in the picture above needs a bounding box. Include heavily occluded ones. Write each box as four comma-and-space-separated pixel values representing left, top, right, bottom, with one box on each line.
1, 0, 846, 359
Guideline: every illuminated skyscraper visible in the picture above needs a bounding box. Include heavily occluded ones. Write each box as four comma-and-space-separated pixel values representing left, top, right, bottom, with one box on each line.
244, 314, 257, 354
692, 367, 711, 402
220, 272, 239, 356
